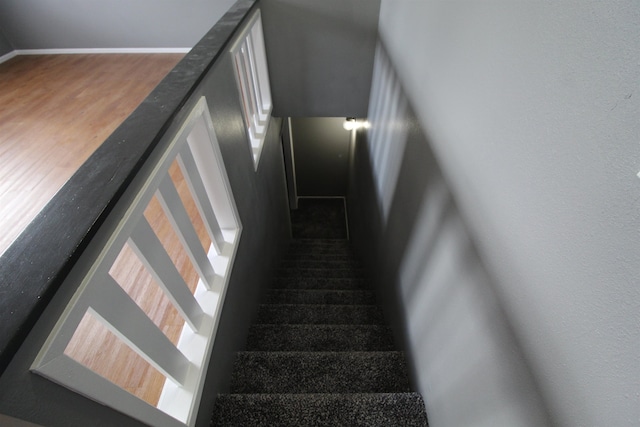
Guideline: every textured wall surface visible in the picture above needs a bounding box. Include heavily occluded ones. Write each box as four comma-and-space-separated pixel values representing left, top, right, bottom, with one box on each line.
0, 0, 236, 49
260, 0, 380, 117
376, 1, 640, 426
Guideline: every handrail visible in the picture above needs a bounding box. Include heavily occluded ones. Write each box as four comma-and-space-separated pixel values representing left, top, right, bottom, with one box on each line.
0, 0, 257, 376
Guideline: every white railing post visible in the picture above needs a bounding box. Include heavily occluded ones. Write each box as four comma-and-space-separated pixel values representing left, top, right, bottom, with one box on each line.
128, 217, 206, 331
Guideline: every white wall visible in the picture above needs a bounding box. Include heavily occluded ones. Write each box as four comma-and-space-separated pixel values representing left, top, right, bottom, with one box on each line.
0, 0, 236, 49
378, 1, 640, 426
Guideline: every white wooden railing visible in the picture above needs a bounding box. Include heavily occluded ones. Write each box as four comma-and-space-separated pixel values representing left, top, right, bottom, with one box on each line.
31, 96, 242, 427
28, 8, 273, 425
231, 10, 272, 168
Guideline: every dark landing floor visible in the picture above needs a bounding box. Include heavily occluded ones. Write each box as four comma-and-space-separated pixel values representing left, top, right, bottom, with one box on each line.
290, 198, 348, 239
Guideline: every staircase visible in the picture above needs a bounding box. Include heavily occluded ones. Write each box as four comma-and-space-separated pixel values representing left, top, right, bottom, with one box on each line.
211, 200, 428, 426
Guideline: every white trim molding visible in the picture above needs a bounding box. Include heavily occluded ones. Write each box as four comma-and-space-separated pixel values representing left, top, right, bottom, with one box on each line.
0, 48, 191, 65
0, 50, 17, 64
14, 47, 191, 56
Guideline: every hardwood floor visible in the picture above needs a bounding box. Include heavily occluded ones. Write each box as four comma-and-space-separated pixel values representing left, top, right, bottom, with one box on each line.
0, 54, 183, 254
0, 54, 200, 406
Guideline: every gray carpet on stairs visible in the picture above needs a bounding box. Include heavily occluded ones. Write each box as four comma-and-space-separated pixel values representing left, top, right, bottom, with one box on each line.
246, 324, 396, 351
211, 198, 428, 426
213, 393, 427, 426
230, 351, 411, 393
276, 267, 365, 278
262, 289, 376, 305
273, 276, 367, 290
289, 198, 348, 239
256, 304, 385, 324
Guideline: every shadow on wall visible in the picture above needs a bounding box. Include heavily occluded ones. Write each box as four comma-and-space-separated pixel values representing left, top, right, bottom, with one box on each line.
347, 42, 553, 427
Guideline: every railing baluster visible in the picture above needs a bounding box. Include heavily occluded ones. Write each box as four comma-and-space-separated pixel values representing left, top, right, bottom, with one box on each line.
89, 276, 191, 386
240, 43, 264, 137
156, 175, 217, 289
128, 217, 205, 330
245, 34, 268, 120
177, 144, 226, 255
235, 50, 256, 136
252, 17, 271, 109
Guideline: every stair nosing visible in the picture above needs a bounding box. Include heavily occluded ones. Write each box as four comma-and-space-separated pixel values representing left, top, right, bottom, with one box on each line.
237, 350, 404, 355
259, 303, 380, 308
221, 392, 421, 396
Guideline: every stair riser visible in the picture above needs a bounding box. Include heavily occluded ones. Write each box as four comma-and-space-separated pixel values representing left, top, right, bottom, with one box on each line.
289, 243, 352, 252
246, 325, 396, 351
290, 238, 351, 245
212, 393, 429, 427
279, 260, 361, 269
273, 277, 367, 290
264, 290, 375, 305
256, 305, 385, 325
230, 352, 411, 394
283, 252, 356, 261
277, 268, 364, 279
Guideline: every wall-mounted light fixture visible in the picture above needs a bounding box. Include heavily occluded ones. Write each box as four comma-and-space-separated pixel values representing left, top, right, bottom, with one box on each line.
343, 117, 357, 130
343, 117, 370, 131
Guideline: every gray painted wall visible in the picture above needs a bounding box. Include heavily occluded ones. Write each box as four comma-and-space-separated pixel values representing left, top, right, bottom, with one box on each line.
281, 118, 299, 208
0, 21, 290, 427
291, 117, 351, 196
0, 26, 13, 56
0, 0, 236, 49
348, 47, 551, 426
260, 0, 380, 117
376, 1, 640, 426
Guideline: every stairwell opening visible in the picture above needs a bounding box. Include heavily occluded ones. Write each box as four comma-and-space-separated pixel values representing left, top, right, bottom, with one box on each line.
211, 197, 429, 425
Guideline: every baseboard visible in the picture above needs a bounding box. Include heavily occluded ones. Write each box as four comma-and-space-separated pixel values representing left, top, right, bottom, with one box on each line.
0, 50, 17, 64
14, 47, 191, 56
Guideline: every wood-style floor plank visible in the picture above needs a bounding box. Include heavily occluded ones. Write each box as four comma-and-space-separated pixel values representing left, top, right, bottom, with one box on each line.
0, 54, 205, 406
0, 54, 183, 254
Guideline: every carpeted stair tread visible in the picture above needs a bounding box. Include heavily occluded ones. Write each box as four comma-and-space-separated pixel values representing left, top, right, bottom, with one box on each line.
211, 392, 428, 426
246, 324, 396, 351
211, 200, 429, 425
230, 351, 411, 393
256, 304, 385, 324
279, 259, 361, 269
287, 247, 353, 257
289, 239, 353, 246
290, 198, 348, 239
284, 249, 356, 257
277, 267, 364, 278
273, 276, 368, 290
286, 250, 354, 259
282, 253, 356, 263
289, 241, 353, 252
263, 289, 375, 305
289, 246, 353, 254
